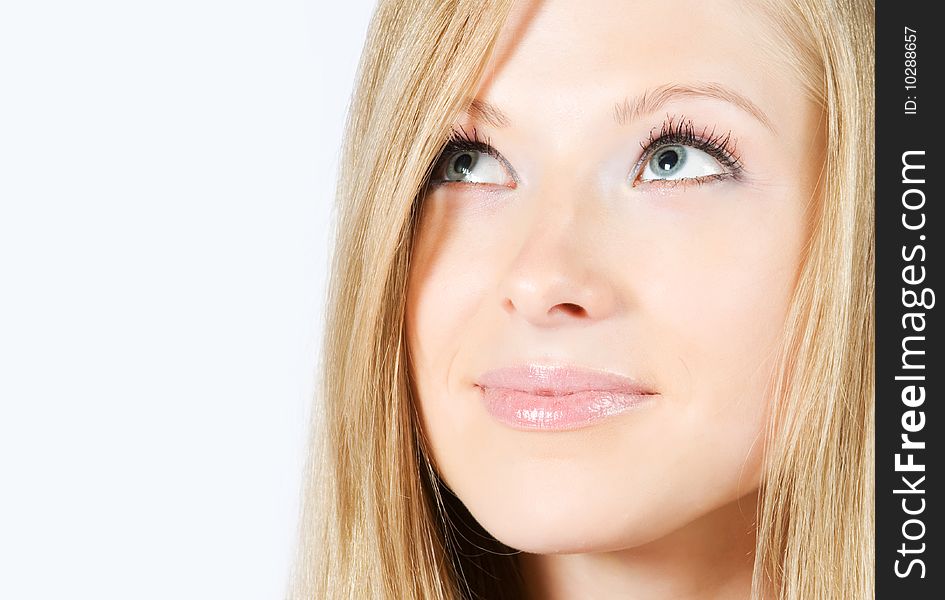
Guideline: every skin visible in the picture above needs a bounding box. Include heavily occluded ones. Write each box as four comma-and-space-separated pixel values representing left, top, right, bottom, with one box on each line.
405, 0, 823, 597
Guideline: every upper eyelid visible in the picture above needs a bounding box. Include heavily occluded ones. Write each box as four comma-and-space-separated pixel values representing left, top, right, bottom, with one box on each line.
639, 118, 741, 160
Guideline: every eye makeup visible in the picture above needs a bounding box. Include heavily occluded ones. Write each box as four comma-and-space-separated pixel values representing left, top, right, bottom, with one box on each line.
427, 115, 746, 189
427, 125, 520, 188
631, 114, 745, 188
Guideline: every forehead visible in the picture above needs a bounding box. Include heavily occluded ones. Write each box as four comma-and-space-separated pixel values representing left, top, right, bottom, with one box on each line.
474, 0, 795, 131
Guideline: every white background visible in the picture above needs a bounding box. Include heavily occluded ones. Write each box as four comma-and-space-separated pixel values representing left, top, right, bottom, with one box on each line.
0, 1, 375, 597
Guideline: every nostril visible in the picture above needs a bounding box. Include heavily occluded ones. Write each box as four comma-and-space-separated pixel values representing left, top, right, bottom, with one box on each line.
551, 303, 586, 317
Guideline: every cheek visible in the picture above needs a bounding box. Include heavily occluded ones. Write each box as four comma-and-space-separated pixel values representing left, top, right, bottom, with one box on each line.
406, 196, 496, 390
638, 183, 804, 394
630, 184, 805, 481
405, 194, 502, 472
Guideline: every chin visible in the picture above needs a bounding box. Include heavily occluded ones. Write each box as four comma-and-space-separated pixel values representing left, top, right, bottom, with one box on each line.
465, 494, 678, 555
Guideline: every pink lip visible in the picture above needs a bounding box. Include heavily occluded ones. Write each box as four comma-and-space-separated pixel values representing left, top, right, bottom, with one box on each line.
474, 363, 658, 431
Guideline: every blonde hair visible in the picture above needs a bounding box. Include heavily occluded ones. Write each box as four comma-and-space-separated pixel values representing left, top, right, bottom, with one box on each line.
749, 1, 874, 598
290, 0, 874, 598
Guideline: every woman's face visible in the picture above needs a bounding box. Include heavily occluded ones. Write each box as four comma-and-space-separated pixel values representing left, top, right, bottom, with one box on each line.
406, 0, 820, 554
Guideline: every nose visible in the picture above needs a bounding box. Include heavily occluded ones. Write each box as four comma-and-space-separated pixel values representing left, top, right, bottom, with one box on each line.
498, 196, 621, 327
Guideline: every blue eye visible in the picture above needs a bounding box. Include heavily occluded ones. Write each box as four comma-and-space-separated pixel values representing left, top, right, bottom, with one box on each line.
429, 126, 518, 187
439, 150, 508, 184
640, 144, 725, 182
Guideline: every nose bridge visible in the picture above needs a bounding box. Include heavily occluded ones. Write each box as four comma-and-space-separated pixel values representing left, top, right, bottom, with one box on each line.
499, 177, 620, 325
524, 155, 599, 237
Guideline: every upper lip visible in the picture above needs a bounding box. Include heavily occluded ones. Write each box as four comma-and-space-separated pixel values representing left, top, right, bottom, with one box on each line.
474, 363, 657, 396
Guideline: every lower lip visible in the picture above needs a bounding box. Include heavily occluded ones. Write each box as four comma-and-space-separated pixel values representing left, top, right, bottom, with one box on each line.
478, 386, 657, 431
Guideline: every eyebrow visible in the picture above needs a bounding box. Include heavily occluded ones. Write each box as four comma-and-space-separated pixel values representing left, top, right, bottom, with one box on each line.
466, 98, 512, 128
463, 82, 775, 132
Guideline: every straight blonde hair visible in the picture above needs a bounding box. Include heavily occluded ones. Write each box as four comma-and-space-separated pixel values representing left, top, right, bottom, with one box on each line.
290, 1, 874, 598
750, 1, 874, 598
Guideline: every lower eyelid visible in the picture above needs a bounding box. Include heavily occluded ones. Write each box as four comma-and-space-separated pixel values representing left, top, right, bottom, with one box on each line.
632, 172, 738, 189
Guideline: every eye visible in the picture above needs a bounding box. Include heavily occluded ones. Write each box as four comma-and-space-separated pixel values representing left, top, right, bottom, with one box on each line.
637, 144, 725, 183
433, 149, 510, 185
428, 126, 518, 188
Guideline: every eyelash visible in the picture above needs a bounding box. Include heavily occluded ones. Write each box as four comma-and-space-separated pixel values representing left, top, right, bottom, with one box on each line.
430, 115, 744, 187
430, 125, 519, 186
634, 115, 744, 186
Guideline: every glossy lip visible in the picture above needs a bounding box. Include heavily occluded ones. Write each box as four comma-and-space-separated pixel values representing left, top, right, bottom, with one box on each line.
474, 363, 658, 431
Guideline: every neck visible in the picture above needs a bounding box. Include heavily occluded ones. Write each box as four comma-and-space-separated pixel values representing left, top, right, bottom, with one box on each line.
517, 491, 765, 600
